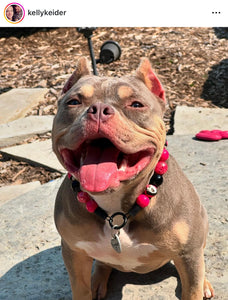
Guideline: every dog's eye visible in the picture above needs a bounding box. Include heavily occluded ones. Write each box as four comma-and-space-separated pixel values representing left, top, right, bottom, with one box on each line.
67, 99, 81, 106
130, 101, 144, 108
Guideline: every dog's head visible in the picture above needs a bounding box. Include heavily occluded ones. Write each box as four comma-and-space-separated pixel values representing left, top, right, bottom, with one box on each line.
52, 57, 166, 193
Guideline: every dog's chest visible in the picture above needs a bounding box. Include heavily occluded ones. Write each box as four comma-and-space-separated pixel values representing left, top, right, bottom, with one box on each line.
75, 224, 158, 272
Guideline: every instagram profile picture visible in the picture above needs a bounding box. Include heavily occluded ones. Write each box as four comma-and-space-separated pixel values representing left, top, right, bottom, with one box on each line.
4, 3, 25, 24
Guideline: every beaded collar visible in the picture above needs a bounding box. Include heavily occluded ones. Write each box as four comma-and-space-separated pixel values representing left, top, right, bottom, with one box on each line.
68, 145, 169, 253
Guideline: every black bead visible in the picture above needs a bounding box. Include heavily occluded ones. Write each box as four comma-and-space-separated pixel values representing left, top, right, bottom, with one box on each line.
150, 173, 163, 187
71, 180, 80, 192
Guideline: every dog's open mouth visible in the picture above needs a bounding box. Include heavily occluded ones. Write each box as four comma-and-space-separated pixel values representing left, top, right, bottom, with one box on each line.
61, 138, 155, 193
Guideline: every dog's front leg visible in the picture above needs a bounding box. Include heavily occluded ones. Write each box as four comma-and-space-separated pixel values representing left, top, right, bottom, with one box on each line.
62, 240, 93, 300
174, 248, 211, 300
92, 261, 112, 300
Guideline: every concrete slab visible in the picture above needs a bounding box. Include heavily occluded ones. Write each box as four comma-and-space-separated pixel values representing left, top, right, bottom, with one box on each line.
0, 139, 65, 173
174, 106, 228, 135
0, 181, 41, 207
0, 88, 48, 124
0, 115, 54, 148
0, 178, 63, 277
0, 136, 227, 299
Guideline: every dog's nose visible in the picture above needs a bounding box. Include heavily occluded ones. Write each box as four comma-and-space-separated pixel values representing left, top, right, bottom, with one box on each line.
87, 103, 115, 122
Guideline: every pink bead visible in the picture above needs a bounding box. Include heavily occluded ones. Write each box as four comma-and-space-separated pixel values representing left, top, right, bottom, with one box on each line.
155, 161, 168, 175
136, 194, 150, 208
86, 199, 98, 213
67, 172, 72, 179
210, 130, 222, 135
159, 148, 169, 161
77, 191, 91, 203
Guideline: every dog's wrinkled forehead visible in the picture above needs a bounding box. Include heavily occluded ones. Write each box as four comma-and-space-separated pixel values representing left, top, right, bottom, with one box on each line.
65, 74, 159, 107
77, 79, 135, 100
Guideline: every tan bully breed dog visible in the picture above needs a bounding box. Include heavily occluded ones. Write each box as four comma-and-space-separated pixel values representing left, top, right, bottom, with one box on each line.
52, 57, 214, 300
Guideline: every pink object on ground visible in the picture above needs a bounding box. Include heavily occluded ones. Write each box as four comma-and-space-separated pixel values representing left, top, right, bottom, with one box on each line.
218, 130, 228, 139
195, 130, 228, 141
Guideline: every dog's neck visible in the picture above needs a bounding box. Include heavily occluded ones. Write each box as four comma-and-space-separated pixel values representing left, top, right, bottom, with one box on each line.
88, 176, 150, 215
89, 190, 127, 215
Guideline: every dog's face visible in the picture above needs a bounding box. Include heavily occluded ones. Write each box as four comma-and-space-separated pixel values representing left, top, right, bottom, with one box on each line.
52, 57, 166, 193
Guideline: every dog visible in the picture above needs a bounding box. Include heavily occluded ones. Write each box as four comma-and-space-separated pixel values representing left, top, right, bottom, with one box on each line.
52, 57, 214, 299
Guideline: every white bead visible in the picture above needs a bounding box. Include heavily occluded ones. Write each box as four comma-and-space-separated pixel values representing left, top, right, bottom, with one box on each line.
146, 185, 157, 196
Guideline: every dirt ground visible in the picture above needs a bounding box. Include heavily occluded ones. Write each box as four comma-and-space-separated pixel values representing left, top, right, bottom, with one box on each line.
0, 27, 227, 186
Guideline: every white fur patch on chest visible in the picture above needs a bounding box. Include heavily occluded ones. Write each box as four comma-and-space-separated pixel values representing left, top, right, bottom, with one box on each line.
75, 224, 157, 272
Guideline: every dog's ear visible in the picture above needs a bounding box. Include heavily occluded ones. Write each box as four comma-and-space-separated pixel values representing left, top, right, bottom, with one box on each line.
136, 58, 165, 102
62, 57, 91, 94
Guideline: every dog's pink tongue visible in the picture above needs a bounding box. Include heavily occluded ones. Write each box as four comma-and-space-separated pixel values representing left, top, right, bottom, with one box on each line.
79, 144, 119, 192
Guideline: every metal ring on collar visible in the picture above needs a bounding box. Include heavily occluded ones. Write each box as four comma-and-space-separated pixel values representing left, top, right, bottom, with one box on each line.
108, 212, 128, 230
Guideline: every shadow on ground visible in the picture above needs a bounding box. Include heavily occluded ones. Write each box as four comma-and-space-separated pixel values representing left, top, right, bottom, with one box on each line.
0, 28, 57, 38
0, 246, 181, 300
201, 58, 228, 108
213, 27, 228, 40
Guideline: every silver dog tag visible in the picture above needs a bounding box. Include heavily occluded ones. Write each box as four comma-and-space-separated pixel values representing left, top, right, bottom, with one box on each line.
111, 233, 122, 253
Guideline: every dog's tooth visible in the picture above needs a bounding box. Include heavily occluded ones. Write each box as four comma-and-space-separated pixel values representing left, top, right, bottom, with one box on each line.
119, 165, 126, 172
80, 151, 86, 166
119, 156, 128, 171
80, 148, 88, 166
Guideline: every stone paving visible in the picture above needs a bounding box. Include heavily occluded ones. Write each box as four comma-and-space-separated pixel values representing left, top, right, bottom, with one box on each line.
0, 115, 54, 148
0, 181, 41, 206
0, 89, 227, 299
174, 106, 228, 135
0, 88, 48, 124
0, 139, 65, 173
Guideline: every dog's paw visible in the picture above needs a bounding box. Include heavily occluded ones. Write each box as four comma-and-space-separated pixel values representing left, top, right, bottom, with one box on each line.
91, 263, 112, 300
203, 278, 214, 299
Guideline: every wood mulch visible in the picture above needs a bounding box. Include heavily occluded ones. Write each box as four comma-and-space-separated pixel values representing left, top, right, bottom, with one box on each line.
0, 27, 227, 186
